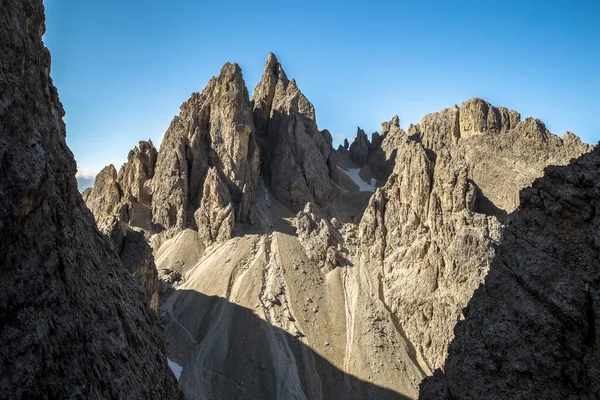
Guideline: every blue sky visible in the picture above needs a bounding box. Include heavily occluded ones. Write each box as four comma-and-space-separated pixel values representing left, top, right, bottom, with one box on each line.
42, 0, 600, 186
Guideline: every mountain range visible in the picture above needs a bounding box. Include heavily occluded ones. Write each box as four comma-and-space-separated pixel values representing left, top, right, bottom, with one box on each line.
2, 1, 599, 399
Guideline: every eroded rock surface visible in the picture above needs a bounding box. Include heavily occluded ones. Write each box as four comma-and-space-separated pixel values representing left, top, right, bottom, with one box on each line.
420, 147, 600, 399
358, 98, 590, 372
82, 49, 592, 399
252, 53, 337, 210
83, 140, 157, 232
151, 62, 259, 236
0, 2, 181, 398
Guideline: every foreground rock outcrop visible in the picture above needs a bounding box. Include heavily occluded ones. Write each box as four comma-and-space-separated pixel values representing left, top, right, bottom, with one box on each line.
0, 2, 181, 398
420, 146, 600, 399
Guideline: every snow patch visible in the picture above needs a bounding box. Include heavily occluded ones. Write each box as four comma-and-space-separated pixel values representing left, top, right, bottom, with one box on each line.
168, 359, 183, 380
259, 178, 270, 201
337, 166, 376, 192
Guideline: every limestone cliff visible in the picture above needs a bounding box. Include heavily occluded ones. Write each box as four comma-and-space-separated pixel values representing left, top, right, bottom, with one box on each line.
151, 63, 259, 237
0, 1, 181, 398
420, 146, 600, 399
252, 53, 337, 210
358, 98, 590, 372
82, 142, 160, 310
83, 52, 592, 399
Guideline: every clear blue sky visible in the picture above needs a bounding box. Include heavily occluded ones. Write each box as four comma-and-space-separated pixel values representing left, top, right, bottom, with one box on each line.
42, 0, 600, 186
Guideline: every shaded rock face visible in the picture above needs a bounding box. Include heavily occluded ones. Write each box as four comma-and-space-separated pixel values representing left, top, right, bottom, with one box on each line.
349, 127, 370, 166
345, 124, 396, 184
252, 53, 336, 210
0, 2, 181, 398
109, 222, 160, 310
151, 63, 260, 235
82, 143, 160, 310
420, 147, 600, 399
358, 98, 590, 372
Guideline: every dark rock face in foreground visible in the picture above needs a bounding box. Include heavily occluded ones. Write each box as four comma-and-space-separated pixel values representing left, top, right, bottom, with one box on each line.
0, 1, 181, 398
420, 147, 600, 399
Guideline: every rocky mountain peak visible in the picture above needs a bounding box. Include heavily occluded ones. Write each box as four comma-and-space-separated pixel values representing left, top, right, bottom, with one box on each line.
251, 53, 336, 210
77, 47, 594, 399
118, 140, 157, 205
458, 97, 521, 137
349, 127, 371, 166
150, 59, 259, 237
356, 97, 591, 374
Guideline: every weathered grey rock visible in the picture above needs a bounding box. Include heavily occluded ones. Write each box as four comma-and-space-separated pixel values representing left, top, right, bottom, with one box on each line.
83, 164, 126, 232
193, 167, 235, 244
84, 140, 157, 233
420, 146, 600, 399
295, 203, 343, 271
252, 53, 335, 210
330, 217, 342, 229
83, 142, 160, 310
109, 222, 160, 310
116, 140, 157, 230
0, 2, 181, 398
459, 97, 521, 138
349, 127, 371, 166
358, 98, 590, 373
151, 62, 259, 234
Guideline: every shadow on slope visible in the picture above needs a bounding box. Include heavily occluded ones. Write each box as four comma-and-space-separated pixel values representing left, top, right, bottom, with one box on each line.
420, 149, 600, 399
164, 290, 411, 400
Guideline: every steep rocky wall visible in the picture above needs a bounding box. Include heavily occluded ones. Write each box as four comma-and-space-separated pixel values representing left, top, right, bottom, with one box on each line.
420, 146, 600, 399
359, 99, 590, 372
151, 63, 260, 235
82, 146, 160, 310
0, 2, 181, 398
252, 53, 337, 210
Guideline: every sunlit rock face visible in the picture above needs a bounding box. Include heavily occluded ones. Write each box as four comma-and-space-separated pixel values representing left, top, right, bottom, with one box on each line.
0, 1, 181, 398
151, 62, 260, 236
357, 98, 590, 373
84, 49, 591, 398
420, 146, 600, 399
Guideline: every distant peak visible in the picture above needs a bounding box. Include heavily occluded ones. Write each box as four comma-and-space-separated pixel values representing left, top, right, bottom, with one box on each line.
220, 62, 243, 76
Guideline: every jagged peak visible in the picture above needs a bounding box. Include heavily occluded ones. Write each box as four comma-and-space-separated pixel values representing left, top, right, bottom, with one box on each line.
127, 139, 155, 159
256, 52, 289, 89
98, 163, 118, 178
